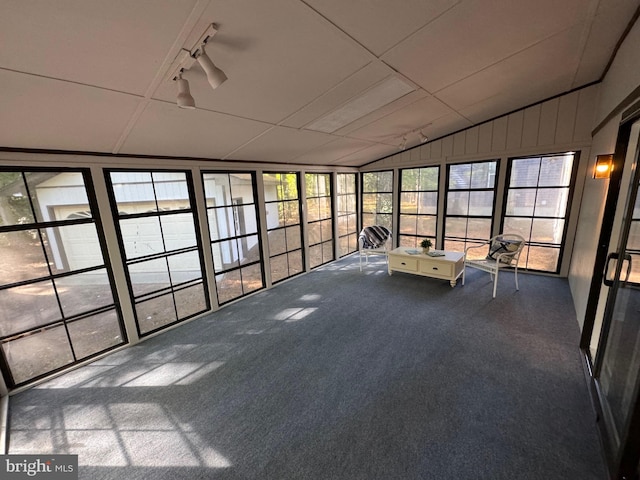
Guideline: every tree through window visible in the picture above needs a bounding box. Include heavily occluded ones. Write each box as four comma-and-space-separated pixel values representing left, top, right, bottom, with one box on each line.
399, 167, 439, 248
362, 170, 393, 231
444, 160, 498, 257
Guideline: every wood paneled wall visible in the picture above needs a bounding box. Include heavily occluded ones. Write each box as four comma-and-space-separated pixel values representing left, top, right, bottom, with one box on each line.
364, 84, 598, 170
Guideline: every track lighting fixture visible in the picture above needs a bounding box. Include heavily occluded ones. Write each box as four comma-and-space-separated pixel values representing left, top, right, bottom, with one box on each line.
195, 44, 227, 90
175, 71, 196, 109
168, 24, 228, 109
394, 124, 431, 150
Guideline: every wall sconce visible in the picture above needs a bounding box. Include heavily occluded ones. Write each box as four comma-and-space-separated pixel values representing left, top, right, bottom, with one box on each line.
594, 154, 614, 179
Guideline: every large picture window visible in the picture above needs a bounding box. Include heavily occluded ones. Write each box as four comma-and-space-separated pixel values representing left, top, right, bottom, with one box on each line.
502, 153, 576, 273
337, 173, 358, 257
306, 173, 334, 269
0, 169, 125, 387
444, 160, 498, 257
107, 170, 209, 336
203, 172, 264, 305
263, 172, 304, 283
399, 167, 439, 248
362, 170, 393, 230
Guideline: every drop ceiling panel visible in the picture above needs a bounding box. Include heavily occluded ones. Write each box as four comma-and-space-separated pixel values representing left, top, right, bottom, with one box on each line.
0, 70, 141, 151
436, 26, 583, 111
290, 137, 374, 165
281, 61, 392, 129
458, 94, 528, 126
333, 143, 399, 166
347, 95, 456, 144
0, 0, 198, 95
152, 0, 372, 124
466, 96, 530, 133
333, 89, 430, 136
226, 126, 334, 162
303, 0, 461, 56
0, 1, 634, 168
383, 0, 588, 94
120, 100, 271, 159
571, 0, 640, 88
304, 76, 417, 133
419, 112, 473, 146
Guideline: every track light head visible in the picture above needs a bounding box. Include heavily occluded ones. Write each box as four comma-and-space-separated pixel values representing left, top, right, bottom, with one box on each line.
399, 136, 407, 151
175, 72, 196, 109
196, 44, 227, 90
419, 131, 428, 143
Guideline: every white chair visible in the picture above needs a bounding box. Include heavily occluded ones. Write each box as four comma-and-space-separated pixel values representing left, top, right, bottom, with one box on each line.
358, 225, 392, 271
462, 234, 525, 298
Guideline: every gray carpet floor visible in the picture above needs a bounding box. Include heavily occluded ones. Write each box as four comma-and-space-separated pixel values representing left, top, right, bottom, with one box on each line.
7, 254, 607, 479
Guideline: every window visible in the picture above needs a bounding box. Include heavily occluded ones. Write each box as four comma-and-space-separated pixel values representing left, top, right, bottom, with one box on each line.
337, 173, 358, 257
399, 167, 439, 248
444, 160, 498, 257
107, 170, 209, 336
502, 153, 576, 273
627, 182, 640, 284
306, 173, 334, 268
263, 173, 304, 283
203, 172, 264, 305
0, 169, 125, 387
362, 170, 393, 230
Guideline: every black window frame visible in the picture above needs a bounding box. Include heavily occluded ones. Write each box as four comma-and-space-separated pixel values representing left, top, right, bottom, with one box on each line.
444, 159, 500, 253
263, 171, 305, 284
500, 151, 580, 274
202, 170, 265, 305
305, 172, 335, 269
361, 170, 394, 231
0, 167, 126, 388
105, 168, 210, 338
397, 166, 440, 248
336, 172, 359, 257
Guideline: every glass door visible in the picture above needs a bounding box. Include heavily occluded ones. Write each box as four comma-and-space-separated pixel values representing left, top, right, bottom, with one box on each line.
594, 126, 640, 478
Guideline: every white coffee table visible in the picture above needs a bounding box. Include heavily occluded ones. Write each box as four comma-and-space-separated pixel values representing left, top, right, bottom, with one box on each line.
387, 247, 464, 287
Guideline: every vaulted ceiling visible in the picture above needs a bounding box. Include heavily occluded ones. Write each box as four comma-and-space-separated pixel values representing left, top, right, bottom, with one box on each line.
0, 0, 637, 167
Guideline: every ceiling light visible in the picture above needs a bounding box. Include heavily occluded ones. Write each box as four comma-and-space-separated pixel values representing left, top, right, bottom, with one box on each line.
196, 44, 227, 90
166, 24, 228, 109
399, 136, 407, 151
175, 72, 196, 109
419, 131, 428, 143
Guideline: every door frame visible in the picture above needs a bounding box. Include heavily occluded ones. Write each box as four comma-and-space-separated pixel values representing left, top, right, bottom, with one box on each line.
581, 104, 640, 479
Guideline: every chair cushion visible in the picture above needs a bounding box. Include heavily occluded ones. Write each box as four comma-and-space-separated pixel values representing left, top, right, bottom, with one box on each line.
486, 237, 522, 264
359, 226, 391, 249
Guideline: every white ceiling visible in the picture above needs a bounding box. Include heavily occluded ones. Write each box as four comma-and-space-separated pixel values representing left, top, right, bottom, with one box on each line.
0, 0, 637, 167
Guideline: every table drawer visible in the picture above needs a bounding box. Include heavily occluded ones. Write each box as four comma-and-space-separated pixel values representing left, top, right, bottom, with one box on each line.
389, 255, 418, 272
419, 259, 453, 277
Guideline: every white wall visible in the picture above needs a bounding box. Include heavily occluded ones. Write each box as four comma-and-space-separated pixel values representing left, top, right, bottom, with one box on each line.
568, 119, 619, 331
